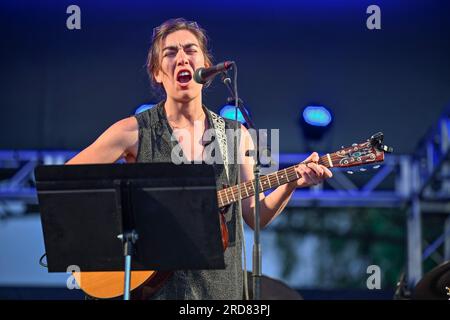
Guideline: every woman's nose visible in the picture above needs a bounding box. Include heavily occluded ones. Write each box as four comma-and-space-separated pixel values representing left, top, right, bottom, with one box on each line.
176, 50, 189, 65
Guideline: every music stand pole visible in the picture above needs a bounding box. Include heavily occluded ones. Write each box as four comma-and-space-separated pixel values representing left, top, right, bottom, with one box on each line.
118, 230, 138, 300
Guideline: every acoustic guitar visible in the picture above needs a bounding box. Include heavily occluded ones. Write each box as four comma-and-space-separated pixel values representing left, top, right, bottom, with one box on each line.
74, 132, 392, 299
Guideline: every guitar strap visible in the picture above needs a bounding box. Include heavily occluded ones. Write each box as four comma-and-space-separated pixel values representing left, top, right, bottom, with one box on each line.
209, 110, 248, 300
209, 110, 229, 181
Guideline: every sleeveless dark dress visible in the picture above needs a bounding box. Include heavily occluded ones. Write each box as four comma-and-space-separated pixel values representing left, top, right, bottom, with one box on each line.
134, 101, 243, 300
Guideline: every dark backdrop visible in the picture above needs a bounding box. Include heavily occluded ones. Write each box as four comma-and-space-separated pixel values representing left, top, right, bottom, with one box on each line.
1, 0, 449, 154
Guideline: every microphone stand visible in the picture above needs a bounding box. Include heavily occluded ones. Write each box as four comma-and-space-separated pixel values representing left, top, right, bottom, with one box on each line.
221, 71, 262, 300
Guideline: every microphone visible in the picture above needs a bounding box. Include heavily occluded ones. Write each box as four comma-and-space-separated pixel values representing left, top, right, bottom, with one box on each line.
193, 61, 234, 84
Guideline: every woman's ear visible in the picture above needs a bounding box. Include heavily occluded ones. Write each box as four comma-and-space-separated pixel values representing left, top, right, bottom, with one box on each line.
154, 70, 162, 84
204, 58, 211, 69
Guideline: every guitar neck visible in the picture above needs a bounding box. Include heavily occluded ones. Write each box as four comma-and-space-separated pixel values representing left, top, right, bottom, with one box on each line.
217, 155, 331, 208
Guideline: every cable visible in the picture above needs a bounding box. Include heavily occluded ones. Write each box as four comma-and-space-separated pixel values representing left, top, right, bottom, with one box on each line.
39, 253, 48, 268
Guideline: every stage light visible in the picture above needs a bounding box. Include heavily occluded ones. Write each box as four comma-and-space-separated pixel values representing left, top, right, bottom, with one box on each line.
302, 106, 332, 127
219, 104, 249, 124
134, 103, 156, 115
300, 105, 333, 141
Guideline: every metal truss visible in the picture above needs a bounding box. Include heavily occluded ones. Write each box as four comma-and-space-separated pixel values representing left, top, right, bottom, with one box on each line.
0, 150, 409, 211
406, 113, 450, 289
0, 150, 76, 217
279, 153, 410, 208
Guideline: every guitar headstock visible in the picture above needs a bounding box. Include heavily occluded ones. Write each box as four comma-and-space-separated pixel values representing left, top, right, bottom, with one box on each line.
327, 132, 393, 169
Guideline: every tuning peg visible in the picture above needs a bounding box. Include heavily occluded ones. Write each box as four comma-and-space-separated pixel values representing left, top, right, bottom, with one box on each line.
341, 146, 345, 149
359, 168, 367, 172
373, 165, 380, 169
347, 171, 354, 174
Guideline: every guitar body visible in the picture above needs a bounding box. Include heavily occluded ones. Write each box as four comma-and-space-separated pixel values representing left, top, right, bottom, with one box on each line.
75, 270, 155, 299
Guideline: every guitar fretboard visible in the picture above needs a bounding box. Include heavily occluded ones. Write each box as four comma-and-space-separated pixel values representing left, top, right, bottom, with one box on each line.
217, 156, 329, 208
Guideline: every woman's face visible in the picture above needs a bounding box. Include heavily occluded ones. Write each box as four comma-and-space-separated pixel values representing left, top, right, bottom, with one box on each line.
154, 29, 207, 103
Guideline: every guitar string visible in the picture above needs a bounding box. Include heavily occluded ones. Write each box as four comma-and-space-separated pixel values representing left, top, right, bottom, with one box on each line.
219, 161, 325, 205
217, 144, 381, 204
217, 152, 380, 206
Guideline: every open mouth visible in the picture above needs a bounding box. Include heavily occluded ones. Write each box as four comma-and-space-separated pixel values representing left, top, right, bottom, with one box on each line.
176, 70, 192, 84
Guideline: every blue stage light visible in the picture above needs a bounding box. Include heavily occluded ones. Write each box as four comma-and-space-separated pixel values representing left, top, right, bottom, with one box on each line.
302, 106, 332, 127
300, 105, 334, 142
219, 105, 248, 124
135, 104, 156, 115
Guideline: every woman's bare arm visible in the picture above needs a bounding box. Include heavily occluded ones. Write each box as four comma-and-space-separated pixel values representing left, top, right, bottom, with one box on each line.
66, 117, 139, 165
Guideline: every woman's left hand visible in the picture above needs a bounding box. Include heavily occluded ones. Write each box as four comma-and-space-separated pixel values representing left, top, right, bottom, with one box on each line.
288, 152, 333, 188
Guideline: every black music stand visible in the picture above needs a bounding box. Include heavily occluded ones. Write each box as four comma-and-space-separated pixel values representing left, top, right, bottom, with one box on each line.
35, 163, 225, 300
